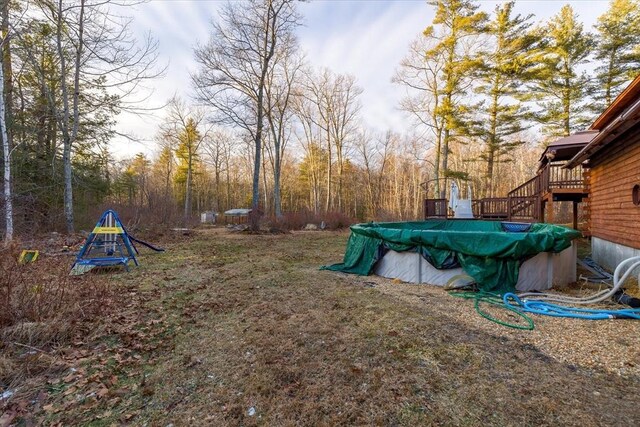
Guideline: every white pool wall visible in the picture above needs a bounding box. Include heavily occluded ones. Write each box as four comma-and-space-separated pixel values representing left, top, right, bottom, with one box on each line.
373, 243, 576, 291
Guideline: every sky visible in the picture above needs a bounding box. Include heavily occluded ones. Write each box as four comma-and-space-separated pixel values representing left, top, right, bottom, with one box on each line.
112, 0, 610, 159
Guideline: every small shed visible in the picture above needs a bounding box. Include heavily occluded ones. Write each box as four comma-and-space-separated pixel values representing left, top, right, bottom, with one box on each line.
224, 208, 252, 224
201, 211, 218, 224
565, 74, 640, 270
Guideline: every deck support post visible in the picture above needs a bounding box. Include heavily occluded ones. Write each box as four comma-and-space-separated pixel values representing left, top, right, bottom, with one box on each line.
545, 199, 554, 224
572, 200, 578, 230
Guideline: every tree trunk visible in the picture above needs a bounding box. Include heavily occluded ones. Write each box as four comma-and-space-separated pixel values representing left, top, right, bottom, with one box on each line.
441, 126, 450, 199
486, 78, 499, 198
433, 131, 441, 199
563, 75, 571, 136
273, 144, 282, 218
604, 48, 617, 106
57, 0, 85, 233
215, 168, 221, 212
164, 159, 171, 223
261, 146, 269, 213
250, 126, 262, 228
57, 0, 73, 233
336, 148, 343, 211
184, 154, 192, 220
0, 52, 12, 242
225, 156, 231, 211
1, 0, 12, 149
325, 121, 331, 212
249, 0, 280, 230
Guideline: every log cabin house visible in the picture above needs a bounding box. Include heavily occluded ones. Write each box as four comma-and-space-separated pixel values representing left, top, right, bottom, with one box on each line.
564, 75, 640, 270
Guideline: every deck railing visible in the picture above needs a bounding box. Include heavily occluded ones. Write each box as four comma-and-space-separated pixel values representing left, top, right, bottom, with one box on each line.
508, 175, 541, 199
424, 198, 448, 218
424, 163, 587, 221
509, 196, 541, 221
474, 198, 509, 219
542, 162, 585, 191
505, 174, 541, 221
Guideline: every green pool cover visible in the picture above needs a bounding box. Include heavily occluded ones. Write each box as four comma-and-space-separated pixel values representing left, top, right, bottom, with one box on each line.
321, 220, 581, 294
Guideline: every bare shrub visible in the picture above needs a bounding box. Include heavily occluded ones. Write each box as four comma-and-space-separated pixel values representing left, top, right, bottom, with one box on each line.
0, 245, 115, 390
268, 210, 356, 231
0, 244, 113, 337
75, 202, 195, 244
248, 208, 264, 232
270, 211, 317, 230
323, 211, 356, 230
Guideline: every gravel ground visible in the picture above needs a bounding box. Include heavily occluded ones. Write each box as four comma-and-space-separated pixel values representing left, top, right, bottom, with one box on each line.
356, 275, 640, 377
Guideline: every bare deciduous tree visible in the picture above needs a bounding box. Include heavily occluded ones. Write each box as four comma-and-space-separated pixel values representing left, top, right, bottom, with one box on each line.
394, 36, 446, 197
264, 47, 303, 218
1, 26, 11, 242
356, 130, 394, 220
327, 73, 362, 211
192, 0, 301, 229
296, 68, 362, 212
295, 69, 333, 212
202, 129, 234, 212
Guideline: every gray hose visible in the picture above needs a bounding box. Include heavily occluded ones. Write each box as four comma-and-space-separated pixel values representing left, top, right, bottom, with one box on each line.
518, 256, 640, 305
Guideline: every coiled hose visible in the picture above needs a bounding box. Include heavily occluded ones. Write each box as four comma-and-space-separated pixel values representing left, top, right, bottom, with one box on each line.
449, 291, 535, 330
517, 255, 640, 305
450, 256, 640, 328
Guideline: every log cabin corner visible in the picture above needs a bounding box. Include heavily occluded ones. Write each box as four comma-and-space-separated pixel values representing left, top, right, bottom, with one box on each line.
564, 74, 640, 271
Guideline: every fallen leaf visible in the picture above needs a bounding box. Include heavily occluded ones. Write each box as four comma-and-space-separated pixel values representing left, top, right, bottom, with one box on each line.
0, 410, 17, 427
124, 412, 137, 420
63, 386, 77, 396
42, 404, 57, 413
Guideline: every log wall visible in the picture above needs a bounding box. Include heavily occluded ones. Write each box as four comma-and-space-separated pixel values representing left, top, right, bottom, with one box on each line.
589, 122, 640, 249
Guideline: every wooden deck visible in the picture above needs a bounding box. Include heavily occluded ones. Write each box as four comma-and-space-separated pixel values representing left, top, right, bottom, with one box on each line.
424, 162, 588, 228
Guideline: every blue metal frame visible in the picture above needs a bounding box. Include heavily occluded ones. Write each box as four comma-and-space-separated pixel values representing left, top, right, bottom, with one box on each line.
72, 209, 139, 271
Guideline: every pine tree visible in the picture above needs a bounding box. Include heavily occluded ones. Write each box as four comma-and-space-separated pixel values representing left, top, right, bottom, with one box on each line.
473, 2, 539, 197
151, 144, 175, 222
426, 0, 487, 197
593, 0, 640, 110
174, 118, 202, 219
530, 5, 593, 138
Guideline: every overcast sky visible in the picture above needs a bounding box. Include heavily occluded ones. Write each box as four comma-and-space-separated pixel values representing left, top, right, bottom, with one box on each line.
112, 0, 610, 159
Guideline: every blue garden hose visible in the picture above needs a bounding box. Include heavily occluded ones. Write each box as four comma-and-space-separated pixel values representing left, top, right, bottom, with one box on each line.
503, 293, 640, 320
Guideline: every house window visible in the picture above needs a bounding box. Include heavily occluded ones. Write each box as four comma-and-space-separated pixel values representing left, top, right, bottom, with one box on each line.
634, 185, 640, 206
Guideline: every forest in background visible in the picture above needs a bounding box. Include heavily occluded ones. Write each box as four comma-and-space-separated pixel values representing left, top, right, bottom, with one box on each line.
1, 0, 639, 237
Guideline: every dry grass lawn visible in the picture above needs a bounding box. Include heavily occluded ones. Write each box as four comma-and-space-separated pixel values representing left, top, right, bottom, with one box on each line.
3, 228, 640, 426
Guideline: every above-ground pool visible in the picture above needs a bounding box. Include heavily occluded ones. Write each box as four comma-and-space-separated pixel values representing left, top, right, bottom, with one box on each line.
322, 220, 582, 294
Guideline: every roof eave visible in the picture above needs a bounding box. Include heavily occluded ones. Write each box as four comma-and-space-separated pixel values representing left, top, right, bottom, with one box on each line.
590, 74, 640, 131
566, 99, 640, 168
